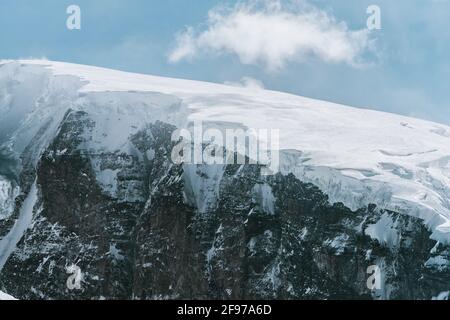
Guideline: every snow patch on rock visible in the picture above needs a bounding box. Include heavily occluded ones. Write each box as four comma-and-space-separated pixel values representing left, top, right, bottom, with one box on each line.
183, 164, 225, 214
365, 213, 400, 248
0, 181, 38, 271
432, 291, 449, 300
0, 290, 16, 300
0, 176, 19, 220
252, 183, 276, 215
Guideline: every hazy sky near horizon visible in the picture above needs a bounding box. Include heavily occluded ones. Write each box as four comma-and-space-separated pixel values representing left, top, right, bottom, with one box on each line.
1, 0, 450, 124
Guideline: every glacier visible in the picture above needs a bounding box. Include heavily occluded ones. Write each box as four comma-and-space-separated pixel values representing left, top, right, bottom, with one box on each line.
1, 59, 450, 245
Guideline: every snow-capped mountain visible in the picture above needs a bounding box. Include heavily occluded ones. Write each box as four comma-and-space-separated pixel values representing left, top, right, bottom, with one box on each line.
0, 60, 449, 300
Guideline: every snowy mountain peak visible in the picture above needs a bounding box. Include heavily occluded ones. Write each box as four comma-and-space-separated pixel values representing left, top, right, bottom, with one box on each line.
1, 59, 450, 243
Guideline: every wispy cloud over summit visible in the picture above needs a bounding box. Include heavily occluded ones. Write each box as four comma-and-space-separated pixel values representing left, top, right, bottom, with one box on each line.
169, 0, 373, 71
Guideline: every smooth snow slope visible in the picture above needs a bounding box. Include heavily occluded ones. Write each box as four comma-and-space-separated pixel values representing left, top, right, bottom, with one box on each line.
1, 59, 450, 242
0, 290, 16, 300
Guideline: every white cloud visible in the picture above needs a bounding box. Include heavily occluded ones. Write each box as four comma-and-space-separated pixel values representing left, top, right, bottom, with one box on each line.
224, 76, 265, 90
169, 0, 373, 71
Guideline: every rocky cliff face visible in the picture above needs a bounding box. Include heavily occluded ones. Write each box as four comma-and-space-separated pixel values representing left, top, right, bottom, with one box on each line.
0, 111, 449, 300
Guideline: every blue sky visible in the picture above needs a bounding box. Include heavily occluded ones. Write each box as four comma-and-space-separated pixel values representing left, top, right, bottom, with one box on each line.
1, 0, 449, 124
